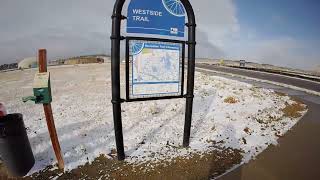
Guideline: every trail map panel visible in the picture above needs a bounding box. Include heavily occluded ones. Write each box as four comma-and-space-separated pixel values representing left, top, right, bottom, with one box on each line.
127, 39, 184, 100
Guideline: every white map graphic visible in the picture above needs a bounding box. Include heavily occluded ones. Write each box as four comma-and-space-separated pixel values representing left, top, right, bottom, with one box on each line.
130, 42, 182, 98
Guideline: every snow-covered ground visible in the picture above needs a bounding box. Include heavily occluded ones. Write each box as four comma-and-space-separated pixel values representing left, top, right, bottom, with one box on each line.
0, 63, 307, 175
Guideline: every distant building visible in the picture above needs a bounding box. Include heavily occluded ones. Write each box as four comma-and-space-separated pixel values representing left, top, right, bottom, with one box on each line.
49, 59, 65, 66
240, 60, 246, 67
18, 57, 38, 69
64, 57, 104, 65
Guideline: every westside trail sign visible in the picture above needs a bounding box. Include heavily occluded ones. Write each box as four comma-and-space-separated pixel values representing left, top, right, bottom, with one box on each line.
127, 0, 186, 37
126, 0, 186, 100
111, 0, 196, 160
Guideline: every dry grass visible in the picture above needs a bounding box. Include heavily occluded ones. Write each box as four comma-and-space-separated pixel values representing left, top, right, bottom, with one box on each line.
255, 98, 307, 124
275, 91, 287, 97
244, 127, 251, 134
224, 96, 238, 104
281, 102, 307, 118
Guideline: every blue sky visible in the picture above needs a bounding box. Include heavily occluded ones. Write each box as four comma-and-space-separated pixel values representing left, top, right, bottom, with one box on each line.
236, 0, 320, 42
219, 0, 320, 70
0, 0, 319, 70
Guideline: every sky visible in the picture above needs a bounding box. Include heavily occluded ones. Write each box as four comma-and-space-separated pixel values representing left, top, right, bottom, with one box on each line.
0, 0, 319, 70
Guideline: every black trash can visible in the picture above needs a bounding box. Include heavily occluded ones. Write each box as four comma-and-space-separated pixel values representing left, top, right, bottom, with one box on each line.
0, 113, 35, 177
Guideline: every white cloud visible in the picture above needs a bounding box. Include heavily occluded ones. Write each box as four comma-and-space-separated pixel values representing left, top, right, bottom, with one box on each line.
225, 34, 319, 70
254, 38, 319, 70
0, 0, 239, 63
189, 0, 319, 70
191, 0, 240, 48
0, 0, 318, 70
0, 0, 111, 63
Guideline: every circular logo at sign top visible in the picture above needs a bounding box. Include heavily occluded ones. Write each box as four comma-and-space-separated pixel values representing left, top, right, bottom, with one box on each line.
132, 42, 144, 55
162, 0, 186, 17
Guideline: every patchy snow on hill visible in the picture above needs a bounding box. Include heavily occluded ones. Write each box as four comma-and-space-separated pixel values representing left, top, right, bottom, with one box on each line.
0, 63, 307, 175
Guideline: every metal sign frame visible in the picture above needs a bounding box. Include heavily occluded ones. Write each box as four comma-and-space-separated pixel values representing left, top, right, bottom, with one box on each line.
125, 36, 185, 102
111, 0, 196, 160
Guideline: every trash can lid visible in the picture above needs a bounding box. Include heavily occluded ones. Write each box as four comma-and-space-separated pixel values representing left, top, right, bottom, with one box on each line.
0, 103, 7, 117
0, 114, 24, 136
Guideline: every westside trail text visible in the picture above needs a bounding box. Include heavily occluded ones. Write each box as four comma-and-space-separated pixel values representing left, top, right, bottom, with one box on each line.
132, 9, 163, 22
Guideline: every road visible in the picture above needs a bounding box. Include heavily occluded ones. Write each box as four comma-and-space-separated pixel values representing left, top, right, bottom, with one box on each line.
196, 64, 320, 93
196, 64, 320, 180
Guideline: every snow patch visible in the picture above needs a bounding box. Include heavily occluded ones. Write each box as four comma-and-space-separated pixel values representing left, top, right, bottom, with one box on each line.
0, 64, 307, 174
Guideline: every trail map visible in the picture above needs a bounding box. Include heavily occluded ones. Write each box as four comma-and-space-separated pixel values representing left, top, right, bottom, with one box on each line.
130, 41, 182, 98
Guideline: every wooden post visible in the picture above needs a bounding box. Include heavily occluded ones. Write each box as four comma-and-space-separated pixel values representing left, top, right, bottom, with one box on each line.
38, 49, 65, 169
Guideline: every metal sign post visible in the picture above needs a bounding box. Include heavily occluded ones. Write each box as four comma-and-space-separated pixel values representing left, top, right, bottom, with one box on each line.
111, 0, 196, 160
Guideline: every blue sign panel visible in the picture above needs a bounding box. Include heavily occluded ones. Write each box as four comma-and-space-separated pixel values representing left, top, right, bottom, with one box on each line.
127, 0, 186, 37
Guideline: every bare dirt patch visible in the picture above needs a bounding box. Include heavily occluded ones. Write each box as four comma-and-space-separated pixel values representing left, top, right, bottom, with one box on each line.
224, 96, 238, 104
0, 147, 242, 180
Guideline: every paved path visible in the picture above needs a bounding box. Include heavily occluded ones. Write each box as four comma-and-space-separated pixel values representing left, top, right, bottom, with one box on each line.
196, 64, 320, 92
196, 64, 320, 180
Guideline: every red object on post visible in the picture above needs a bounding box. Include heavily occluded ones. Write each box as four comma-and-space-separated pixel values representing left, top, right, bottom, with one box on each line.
0, 103, 7, 117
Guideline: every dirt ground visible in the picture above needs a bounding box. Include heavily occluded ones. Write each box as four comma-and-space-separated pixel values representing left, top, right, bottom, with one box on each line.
0, 146, 242, 180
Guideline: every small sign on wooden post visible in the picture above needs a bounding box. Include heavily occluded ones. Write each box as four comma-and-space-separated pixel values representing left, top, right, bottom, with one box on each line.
38, 49, 65, 169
